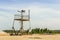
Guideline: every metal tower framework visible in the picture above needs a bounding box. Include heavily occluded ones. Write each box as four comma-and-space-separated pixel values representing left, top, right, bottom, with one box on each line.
12, 10, 30, 34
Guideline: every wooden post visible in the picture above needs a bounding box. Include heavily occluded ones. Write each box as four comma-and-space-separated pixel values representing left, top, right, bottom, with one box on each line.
20, 10, 25, 34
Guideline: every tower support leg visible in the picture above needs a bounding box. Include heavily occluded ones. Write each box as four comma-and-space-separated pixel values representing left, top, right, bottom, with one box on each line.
20, 21, 24, 34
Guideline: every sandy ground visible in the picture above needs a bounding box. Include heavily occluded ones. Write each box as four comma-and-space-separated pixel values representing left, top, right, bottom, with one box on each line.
0, 34, 60, 40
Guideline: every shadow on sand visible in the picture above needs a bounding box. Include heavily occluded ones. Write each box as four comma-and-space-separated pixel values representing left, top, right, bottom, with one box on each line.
28, 37, 42, 39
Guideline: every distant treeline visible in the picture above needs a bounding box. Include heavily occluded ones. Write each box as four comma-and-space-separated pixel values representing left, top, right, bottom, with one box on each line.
3, 28, 60, 34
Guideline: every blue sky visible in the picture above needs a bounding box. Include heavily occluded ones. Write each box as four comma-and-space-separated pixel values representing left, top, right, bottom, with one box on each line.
0, 0, 60, 30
